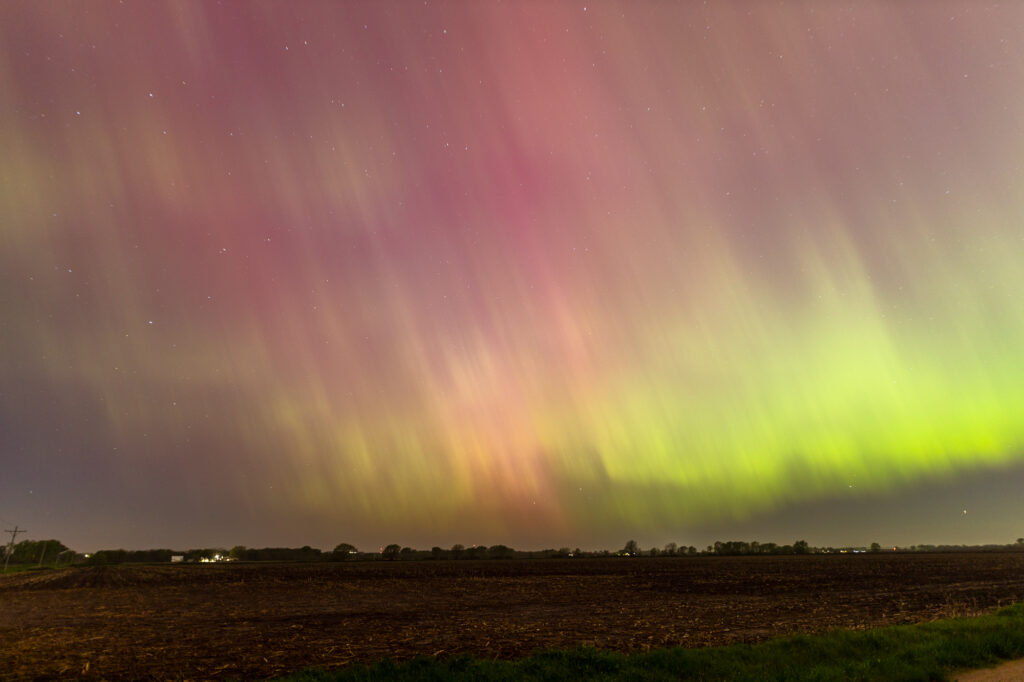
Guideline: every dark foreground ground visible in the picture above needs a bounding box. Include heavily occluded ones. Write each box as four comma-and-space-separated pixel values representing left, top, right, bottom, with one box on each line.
2, 553, 1023, 680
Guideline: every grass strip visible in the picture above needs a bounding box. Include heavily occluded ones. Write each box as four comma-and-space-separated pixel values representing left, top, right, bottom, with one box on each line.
277, 601, 1024, 681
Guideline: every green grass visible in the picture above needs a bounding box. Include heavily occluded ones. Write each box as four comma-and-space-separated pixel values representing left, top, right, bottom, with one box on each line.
275, 601, 1024, 681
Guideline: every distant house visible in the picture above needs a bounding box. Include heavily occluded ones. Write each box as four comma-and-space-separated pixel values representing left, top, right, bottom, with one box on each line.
170, 555, 184, 563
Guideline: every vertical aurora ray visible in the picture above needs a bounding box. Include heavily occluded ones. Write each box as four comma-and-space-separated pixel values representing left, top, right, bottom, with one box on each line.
2, 1, 1023, 549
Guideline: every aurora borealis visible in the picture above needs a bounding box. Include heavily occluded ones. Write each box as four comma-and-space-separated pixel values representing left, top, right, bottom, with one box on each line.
3, 1, 1024, 552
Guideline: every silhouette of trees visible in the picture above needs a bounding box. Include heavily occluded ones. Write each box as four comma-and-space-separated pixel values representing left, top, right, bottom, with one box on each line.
6, 540, 69, 564
488, 544, 514, 560
707, 540, 818, 556
54, 536, 1024, 568
332, 543, 357, 560
229, 546, 321, 561
184, 548, 225, 562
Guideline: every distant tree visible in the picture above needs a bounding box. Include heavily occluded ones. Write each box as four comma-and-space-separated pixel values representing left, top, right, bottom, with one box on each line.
382, 544, 401, 561
622, 540, 639, 556
648, 547, 659, 557
713, 541, 748, 555
8, 539, 70, 565
685, 546, 698, 556
431, 546, 446, 560
793, 540, 810, 555
399, 546, 417, 560
296, 546, 315, 561
333, 543, 357, 560
488, 544, 514, 560
663, 542, 678, 557
1017, 538, 1023, 545
870, 542, 881, 553
184, 548, 225, 562
712, 540, 762, 556
450, 543, 465, 559
298, 545, 323, 561
241, 547, 318, 561
100, 549, 129, 564
132, 549, 174, 562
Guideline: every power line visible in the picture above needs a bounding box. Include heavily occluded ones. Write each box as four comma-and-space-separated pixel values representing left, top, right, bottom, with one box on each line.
4, 526, 27, 573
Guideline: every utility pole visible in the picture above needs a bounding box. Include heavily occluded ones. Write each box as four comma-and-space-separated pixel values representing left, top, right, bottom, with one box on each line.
4, 526, 27, 573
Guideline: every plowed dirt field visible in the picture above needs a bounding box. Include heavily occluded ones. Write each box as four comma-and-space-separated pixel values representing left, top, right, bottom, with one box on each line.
3, 553, 1024, 680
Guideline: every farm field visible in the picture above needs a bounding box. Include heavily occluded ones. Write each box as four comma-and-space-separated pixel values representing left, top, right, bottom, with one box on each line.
2, 554, 1024, 680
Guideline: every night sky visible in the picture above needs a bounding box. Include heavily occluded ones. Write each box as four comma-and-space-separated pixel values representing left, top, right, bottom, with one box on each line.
3, 1, 1024, 553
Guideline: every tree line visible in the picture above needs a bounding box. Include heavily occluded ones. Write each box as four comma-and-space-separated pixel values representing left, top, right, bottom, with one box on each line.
2, 539, 72, 566
5, 537, 1024, 568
